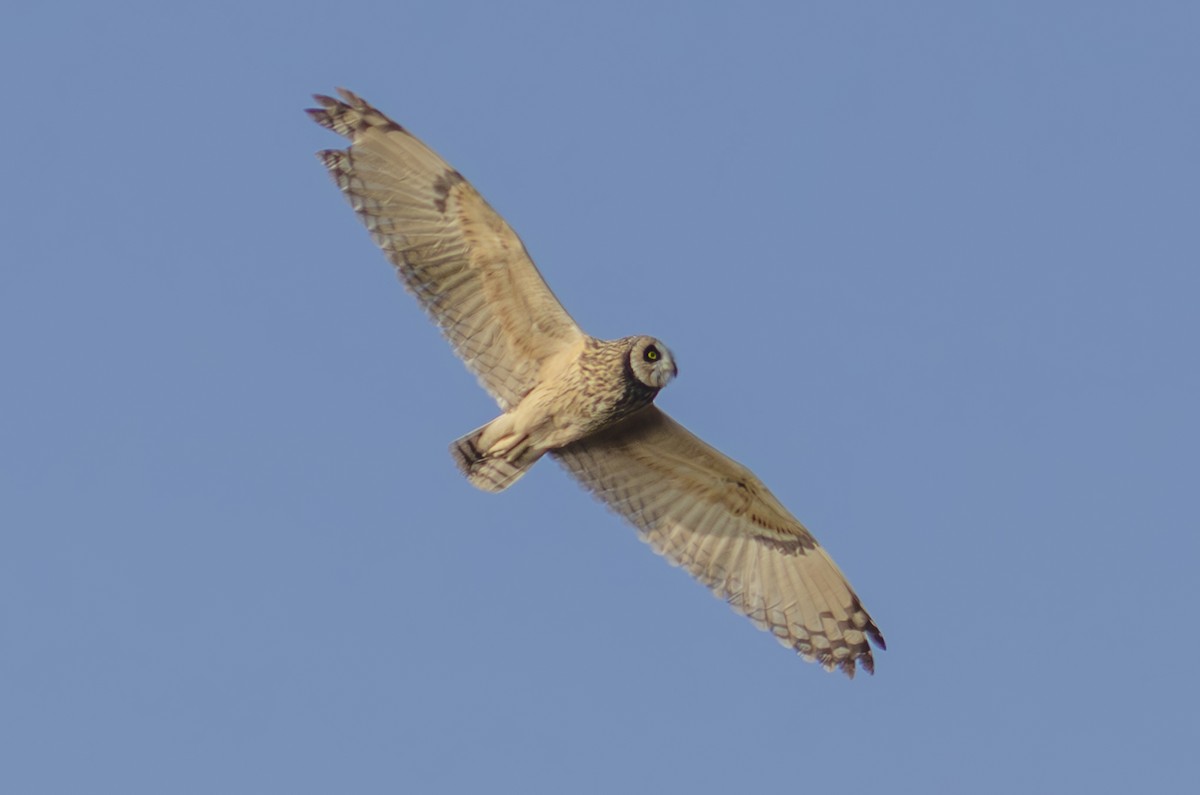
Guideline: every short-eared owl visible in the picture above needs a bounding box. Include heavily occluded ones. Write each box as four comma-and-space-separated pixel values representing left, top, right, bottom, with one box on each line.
309, 89, 884, 676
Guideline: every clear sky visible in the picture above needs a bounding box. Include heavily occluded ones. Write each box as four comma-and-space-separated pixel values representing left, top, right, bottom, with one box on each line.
3, 2, 1197, 792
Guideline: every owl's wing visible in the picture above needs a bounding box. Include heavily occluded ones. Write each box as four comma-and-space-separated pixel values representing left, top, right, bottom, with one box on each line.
308, 89, 585, 410
553, 406, 885, 677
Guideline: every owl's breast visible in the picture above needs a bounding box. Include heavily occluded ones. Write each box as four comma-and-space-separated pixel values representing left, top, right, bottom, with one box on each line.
526, 338, 662, 449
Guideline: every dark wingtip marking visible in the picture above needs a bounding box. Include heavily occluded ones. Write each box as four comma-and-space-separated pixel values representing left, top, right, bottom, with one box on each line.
850, 593, 886, 651
335, 86, 361, 105
307, 89, 408, 137
315, 149, 345, 170
306, 107, 335, 132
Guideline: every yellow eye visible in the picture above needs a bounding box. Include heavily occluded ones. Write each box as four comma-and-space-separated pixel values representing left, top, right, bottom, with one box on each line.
644, 346, 659, 362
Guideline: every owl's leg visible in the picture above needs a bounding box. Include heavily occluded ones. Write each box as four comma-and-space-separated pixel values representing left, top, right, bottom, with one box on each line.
449, 414, 546, 493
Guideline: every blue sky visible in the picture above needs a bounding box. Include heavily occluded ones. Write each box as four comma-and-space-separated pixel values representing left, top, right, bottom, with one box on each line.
3, 1, 1197, 792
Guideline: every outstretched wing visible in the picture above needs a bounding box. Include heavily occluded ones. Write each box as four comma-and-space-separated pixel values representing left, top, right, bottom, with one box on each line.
554, 406, 885, 677
308, 88, 585, 410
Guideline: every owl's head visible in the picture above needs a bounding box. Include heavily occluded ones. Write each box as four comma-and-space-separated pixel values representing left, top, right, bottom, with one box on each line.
628, 336, 678, 389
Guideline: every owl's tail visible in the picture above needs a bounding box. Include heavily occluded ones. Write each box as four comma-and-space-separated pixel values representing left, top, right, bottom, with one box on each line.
450, 422, 544, 493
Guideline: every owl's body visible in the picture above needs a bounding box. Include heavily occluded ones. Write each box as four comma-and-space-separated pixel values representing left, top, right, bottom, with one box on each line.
452, 335, 676, 492
309, 89, 885, 677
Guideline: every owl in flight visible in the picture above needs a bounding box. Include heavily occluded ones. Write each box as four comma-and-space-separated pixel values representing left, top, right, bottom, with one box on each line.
309, 89, 885, 676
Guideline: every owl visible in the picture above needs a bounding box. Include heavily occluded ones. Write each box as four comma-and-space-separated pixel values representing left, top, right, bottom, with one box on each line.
309, 89, 885, 676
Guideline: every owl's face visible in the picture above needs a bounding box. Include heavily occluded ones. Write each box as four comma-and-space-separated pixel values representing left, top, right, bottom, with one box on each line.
628, 336, 677, 389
